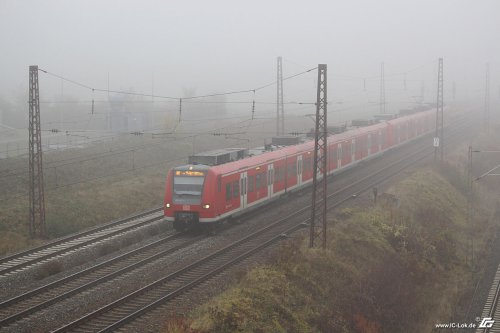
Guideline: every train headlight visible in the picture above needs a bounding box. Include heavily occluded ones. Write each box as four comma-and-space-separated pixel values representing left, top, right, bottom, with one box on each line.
165, 203, 171, 209
203, 204, 210, 209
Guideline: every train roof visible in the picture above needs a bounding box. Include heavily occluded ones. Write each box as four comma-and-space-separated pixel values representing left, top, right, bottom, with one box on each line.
386, 108, 434, 125
181, 109, 435, 176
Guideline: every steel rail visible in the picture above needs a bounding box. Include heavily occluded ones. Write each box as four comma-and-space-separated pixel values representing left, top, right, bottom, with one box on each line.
0, 208, 163, 276
478, 264, 500, 332
0, 231, 207, 327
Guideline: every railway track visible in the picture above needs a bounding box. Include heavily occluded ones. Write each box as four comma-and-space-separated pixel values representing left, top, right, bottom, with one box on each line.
0, 231, 206, 329
50, 117, 473, 332
477, 264, 500, 332
0, 208, 163, 277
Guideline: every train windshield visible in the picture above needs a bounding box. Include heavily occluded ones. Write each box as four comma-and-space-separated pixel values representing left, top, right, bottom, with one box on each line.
173, 170, 206, 204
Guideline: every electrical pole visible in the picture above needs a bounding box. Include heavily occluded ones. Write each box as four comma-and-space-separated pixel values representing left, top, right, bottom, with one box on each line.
107, 72, 110, 131
434, 58, 444, 161
420, 81, 425, 105
310, 64, 328, 249
380, 62, 386, 114
467, 146, 474, 269
28, 65, 46, 238
276, 56, 284, 136
484, 63, 490, 133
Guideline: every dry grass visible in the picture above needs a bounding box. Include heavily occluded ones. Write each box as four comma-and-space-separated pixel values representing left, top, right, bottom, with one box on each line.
171, 161, 498, 333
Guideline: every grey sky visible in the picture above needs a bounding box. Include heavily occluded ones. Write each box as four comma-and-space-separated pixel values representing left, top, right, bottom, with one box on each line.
1, 0, 498, 111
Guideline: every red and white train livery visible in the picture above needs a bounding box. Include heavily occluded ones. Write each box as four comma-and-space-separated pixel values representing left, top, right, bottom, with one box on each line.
164, 109, 435, 230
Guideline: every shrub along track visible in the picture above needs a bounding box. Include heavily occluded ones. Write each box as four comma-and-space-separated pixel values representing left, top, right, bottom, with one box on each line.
49, 116, 475, 333
0, 209, 163, 277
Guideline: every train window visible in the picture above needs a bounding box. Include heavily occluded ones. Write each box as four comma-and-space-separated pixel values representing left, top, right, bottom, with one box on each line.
248, 175, 254, 192
218, 176, 221, 192
288, 163, 296, 178
345, 143, 350, 159
256, 174, 261, 190
225, 183, 231, 201
233, 180, 239, 198
275, 167, 282, 183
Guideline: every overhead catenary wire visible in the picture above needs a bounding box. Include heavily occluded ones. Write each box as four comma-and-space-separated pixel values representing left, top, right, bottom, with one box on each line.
0, 96, 373, 161
38, 66, 318, 103
0, 134, 271, 203
0, 115, 277, 179
2, 62, 436, 183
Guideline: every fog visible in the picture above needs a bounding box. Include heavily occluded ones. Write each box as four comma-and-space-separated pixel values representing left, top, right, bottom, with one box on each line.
0, 0, 499, 133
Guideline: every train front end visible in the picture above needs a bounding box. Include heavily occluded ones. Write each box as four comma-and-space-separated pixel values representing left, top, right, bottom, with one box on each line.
164, 164, 215, 230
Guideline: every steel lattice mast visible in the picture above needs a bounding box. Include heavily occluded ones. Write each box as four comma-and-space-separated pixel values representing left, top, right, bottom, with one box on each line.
28, 65, 46, 238
484, 63, 490, 133
434, 58, 444, 161
380, 62, 386, 114
309, 64, 327, 249
276, 56, 285, 136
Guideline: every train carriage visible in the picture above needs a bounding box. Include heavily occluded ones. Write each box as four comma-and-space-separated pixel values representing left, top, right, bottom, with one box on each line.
164, 108, 436, 230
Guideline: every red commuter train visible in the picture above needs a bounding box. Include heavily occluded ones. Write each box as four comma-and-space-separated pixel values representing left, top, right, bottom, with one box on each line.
164, 109, 435, 230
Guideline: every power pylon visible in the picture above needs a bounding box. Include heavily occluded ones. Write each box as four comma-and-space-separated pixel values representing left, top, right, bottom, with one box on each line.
484, 63, 490, 133
467, 146, 474, 269
276, 56, 285, 135
380, 62, 386, 114
420, 81, 425, 104
434, 58, 444, 161
309, 64, 327, 249
28, 65, 46, 238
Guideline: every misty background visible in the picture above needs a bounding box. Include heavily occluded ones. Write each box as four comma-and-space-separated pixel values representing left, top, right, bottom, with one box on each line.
0, 0, 499, 156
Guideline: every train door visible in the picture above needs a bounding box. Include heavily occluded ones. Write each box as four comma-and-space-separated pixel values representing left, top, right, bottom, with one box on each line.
267, 165, 274, 198
351, 139, 356, 162
297, 155, 303, 186
378, 130, 382, 151
240, 172, 247, 209
368, 134, 372, 155
338, 143, 342, 168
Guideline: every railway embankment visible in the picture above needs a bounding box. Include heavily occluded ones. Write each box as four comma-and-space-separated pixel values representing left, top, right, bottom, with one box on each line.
170, 163, 499, 333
